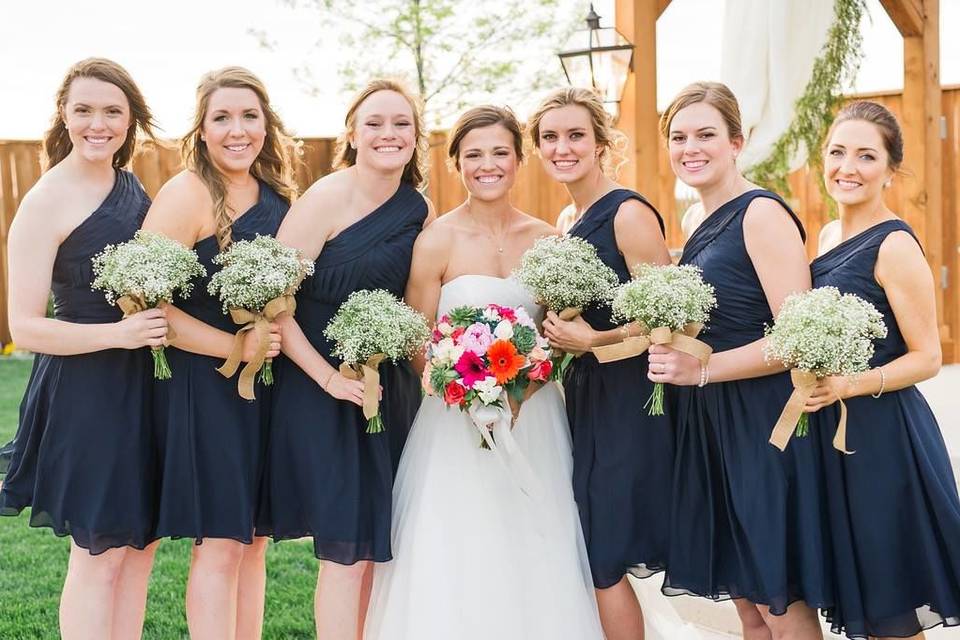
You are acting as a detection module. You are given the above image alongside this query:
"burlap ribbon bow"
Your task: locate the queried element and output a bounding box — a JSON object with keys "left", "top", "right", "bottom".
{"left": 217, "top": 295, "right": 296, "bottom": 400}
{"left": 592, "top": 322, "right": 712, "bottom": 365}
{"left": 769, "top": 369, "right": 852, "bottom": 454}
{"left": 338, "top": 353, "right": 386, "bottom": 433}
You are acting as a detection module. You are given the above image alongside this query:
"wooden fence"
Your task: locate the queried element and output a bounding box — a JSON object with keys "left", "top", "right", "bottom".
{"left": 2, "top": 86, "right": 958, "bottom": 359}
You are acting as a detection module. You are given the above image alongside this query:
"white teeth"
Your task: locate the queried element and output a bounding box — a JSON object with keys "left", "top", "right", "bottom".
{"left": 376, "top": 146, "right": 401, "bottom": 153}
{"left": 477, "top": 175, "right": 501, "bottom": 183}
{"left": 837, "top": 179, "right": 860, "bottom": 189}
{"left": 86, "top": 137, "right": 109, "bottom": 143}
{"left": 226, "top": 144, "right": 249, "bottom": 152}
{"left": 684, "top": 160, "right": 707, "bottom": 169}
{"left": 554, "top": 160, "right": 577, "bottom": 168}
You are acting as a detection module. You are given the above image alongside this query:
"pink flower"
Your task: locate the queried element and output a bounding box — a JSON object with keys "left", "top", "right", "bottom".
{"left": 421, "top": 362, "right": 434, "bottom": 394}
{"left": 492, "top": 305, "right": 517, "bottom": 322}
{"left": 454, "top": 351, "right": 489, "bottom": 388}
{"left": 443, "top": 380, "right": 467, "bottom": 406}
{"left": 529, "top": 345, "right": 548, "bottom": 362}
{"left": 451, "top": 326, "right": 465, "bottom": 341}
{"left": 527, "top": 359, "right": 553, "bottom": 382}
{"left": 460, "top": 322, "right": 494, "bottom": 355}
{"left": 432, "top": 327, "right": 444, "bottom": 342}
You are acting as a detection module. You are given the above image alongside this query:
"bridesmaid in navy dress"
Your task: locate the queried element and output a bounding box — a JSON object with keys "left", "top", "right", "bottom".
{"left": 0, "top": 59, "right": 165, "bottom": 639}
{"left": 260, "top": 79, "right": 431, "bottom": 640}
{"left": 534, "top": 88, "right": 673, "bottom": 640}
{"left": 141, "top": 67, "right": 297, "bottom": 639}
{"left": 650, "top": 82, "right": 831, "bottom": 639}
{"left": 806, "top": 101, "right": 960, "bottom": 639}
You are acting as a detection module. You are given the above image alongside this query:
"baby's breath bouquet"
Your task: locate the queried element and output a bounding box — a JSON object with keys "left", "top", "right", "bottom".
{"left": 512, "top": 235, "right": 619, "bottom": 380}
{"left": 764, "top": 286, "right": 886, "bottom": 452}
{"left": 208, "top": 235, "right": 314, "bottom": 400}
{"left": 91, "top": 230, "right": 206, "bottom": 379}
{"left": 604, "top": 264, "right": 716, "bottom": 415}
{"left": 324, "top": 289, "right": 430, "bottom": 433}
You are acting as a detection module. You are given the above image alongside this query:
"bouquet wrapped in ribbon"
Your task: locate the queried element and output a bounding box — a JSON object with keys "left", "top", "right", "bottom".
{"left": 423, "top": 304, "right": 553, "bottom": 448}
{"left": 324, "top": 289, "right": 430, "bottom": 433}
{"left": 595, "top": 263, "right": 716, "bottom": 415}
{"left": 91, "top": 230, "right": 206, "bottom": 379}
{"left": 512, "top": 235, "right": 619, "bottom": 380}
{"left": 764, "top": 286, "right": 886, "bottom": 453}
{"left": 208, "top": 235, "right": 314, "bottom": 400}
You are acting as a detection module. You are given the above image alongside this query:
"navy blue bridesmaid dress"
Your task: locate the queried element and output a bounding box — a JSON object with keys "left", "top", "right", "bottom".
{"left": 663, "top": 189, "right": 833, "bottom": 614}
{"left": 565, "top": 188, "right": 674, "bottom": 589}
{"left": 811, "top": 219, "right": 960, "bottom": 638}
{"left": 260, "top": 182, "right": 426, "bottom": 563}
{"left": 0, "top": 170, "right": 156, "bottom": 553}
{"left": 153, "top": 182, "right": 288, "bottom": 543}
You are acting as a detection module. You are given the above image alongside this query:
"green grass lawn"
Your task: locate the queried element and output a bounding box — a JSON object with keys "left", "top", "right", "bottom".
{"left": 0, "top": 357, "right": 319, "bottom": 639}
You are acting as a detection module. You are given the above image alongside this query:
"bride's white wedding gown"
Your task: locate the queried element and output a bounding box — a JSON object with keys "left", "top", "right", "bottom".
{"left": 364, "top": 275, "right": 605, "bottom": 639}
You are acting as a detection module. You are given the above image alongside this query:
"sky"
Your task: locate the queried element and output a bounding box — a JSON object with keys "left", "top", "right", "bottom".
{"left": 0, "top": 0, "right": 957, "bottom": 139}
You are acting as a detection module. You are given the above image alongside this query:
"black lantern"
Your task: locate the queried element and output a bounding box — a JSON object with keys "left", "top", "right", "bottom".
{"left": 557, "top": 4, "right": 635, "bottom": 118}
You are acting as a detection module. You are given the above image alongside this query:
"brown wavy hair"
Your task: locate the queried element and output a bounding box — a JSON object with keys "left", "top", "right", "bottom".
{"left": 528, "top": 87, "right": 627, "bottom": 177}
{"left": 659, "top": 81, "right": 744, "bottom": 142}
{"left": 181, "top": 66, "right": 299, "bottom": 249}
{"left": 447, "top": 105, "right": 524, "bottom": 171}
{"left": 42, "top": 58, "right": 157, "bottom": 171}
{"left": 332, "top": 78, "right": 427, "bottom": 188}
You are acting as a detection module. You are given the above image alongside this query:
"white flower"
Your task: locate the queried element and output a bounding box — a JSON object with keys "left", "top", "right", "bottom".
{"left": 324, "top": 289, "right": 431, "bottom": 365}
{"left": 432, "top": 338, "right": 464, "bottom": 365}
{"left": 513, "top": 306, "right": 536, "bottom": 329}
{"left": 482, "top": 307, "right": 501, "bottom": 322}
{"left": 472, "top": 376, "right": 503, "bottom": 405}
{"left": 437, "top": 321, "right": 454, "bottom": 336}
{"left": 611, "top": 264, "right": 716, "bottom": 331}
{"left": 493, "top": 319, "right": 514, "bottom": 340}
{"left": 512, "top": 236, "right": 619, "bottom": 312}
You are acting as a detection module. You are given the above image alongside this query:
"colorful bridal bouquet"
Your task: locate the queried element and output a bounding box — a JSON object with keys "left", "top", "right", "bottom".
{"left": 512, "top": 235, "right": 619, "bottom": 380}
{"left": 598, "top": 264, "right": 716, "bottom": 416}
{"left": 91, "top": 230, "right": 206, "bottom": 379}
{"left": 423, "top": 304, "right": 553, "bottom": 448}
{"left": 764, "top": 286, "right": 887, "bottom": 453}
{"left": 208, "top": 235, "right": 314, "bottom": 400}
{"left": 324, "top": 289, "right": 430, "bottom": 433}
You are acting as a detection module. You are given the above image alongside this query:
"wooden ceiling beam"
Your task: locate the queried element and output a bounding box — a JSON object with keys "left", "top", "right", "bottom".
{"left": 658, "top": 0, "right": 672, "bottom": 18}
{"left": 879, "top": 0, "right": 924, "bottom": 36}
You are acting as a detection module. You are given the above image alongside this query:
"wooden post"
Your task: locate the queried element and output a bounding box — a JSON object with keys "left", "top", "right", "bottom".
{"left": 615, "top": 0, "right": 667, "bottom": 208}
{"left": 884, "top": 0, "right": 946, "bottom": 357}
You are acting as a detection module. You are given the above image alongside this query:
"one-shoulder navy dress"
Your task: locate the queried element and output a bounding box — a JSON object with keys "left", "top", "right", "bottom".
{"left": 260, "top": 182, "right": 426, "bottom": 563}
{"left": 662, "top": 189, "right": 833, "bottom": 614}
{"left": 153, "top": 182, "right": 288, "bottom": 543}
{"left": 0, "top": 170, "right": 156, "bottom": 553}
{"left": 811, "top": 219, "right": 960, "bottom": 638}
{"left": 565, "top": 188, "right": 674, "bottom": 589}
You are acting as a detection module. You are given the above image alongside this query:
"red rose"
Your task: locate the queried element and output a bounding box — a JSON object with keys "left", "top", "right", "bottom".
{"left": 450, "top": 326, "right": 465, "bottom": 341}
{"left": 444, "top": 381, "right": 467, "bottom": 406}
{"left": 527, "top": 359, "right": 553, "bottom": 382}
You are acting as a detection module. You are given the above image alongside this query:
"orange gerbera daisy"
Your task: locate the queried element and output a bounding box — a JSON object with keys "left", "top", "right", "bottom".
{"left": 487, "top": 339, "right": 526, "bottom": 384}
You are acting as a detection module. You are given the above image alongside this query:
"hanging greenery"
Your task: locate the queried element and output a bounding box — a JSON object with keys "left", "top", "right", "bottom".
{"left": 746, "top": 0, "right": 867, "bottom": 201}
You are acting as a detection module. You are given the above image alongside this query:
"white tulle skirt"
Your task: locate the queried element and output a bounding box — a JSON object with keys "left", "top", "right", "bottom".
{"left": 364, "top": 383, "right": 604, "bottom": 640}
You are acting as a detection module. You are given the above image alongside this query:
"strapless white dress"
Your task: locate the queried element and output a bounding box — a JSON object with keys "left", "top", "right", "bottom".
{"left": 364, "top": 275, "right": 604, "bottom": 639}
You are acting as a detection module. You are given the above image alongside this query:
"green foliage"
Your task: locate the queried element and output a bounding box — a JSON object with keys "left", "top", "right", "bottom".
{"left": 746, "top": 0, "right": 867, "bottom": 204}
{"left": 267, "top": 0, "right": 587, "bottom": 124}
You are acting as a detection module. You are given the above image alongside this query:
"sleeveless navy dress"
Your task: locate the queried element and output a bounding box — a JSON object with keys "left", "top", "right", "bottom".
{"left": 260, "top": 182, "right": 426, "bottom": 563}
{"left": 0, "top": 170, "right": 156, "bottom": 553}
{"left": 662, "top": 190, "right": 833, "bottom": 614}
{"left": 153, "top": 182, "right": 288, "bottom": 543}
{"left": 565, "top": 188, "right": 673, "bottom": 589}
{"left": 811, "top": 219, "right": 960, "bottom": 638}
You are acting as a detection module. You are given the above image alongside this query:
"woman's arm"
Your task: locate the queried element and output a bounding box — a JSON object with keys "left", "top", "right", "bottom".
{"left": 403, "top": 225, "right": 449, "bottom": 375}
{"left": 141, "top": 172, "right": 280, "bottom": 362}
{"left": 544, "top": 199, "right": 671, "bottom": 352}
{"left": 649, "top": 196, "right": 811, "bottom": 385}
{"left": 8, "top": 189, "right": 167, "bottom": 355}
{"left": 806, "top": 230, "right": 940, "bottom": 410}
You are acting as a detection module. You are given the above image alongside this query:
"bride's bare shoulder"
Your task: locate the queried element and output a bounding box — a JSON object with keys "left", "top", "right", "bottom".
{"left": 516, "top": 210, "right": 561, "bottom": 239}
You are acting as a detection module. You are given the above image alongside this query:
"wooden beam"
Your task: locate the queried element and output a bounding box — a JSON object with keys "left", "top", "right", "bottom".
{"left": 879, "top": 0, "right": 924, "bottom": 36}
{"left": 658, "top": 0, "right": 672, "bottom": 18}
{"left": 615, "top": 0, "right": 660, "bottom": 208}
{"left": 899, "top": 0, "right": 946, "bottom": 353}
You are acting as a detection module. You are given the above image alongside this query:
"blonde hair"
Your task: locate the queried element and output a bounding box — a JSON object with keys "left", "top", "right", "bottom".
{"left": 659, "top": 81, "right": 744, "bottom": 141}
{"left": 43, "top": 58, "right": 158, "bottom": 171}
{"left": 528, "top": 87, "right": 626, "bottom": 176}
{"left": 447, "top": 105, "right": 524, "bottom": 171}
{"left": 181, "top": 66, "right": 299, "bottom": 249}
{"left": 332, "top": 78, "right": 427, "bottom": 188}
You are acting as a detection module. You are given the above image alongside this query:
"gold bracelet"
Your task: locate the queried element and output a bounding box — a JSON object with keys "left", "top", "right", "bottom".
{"left": 320, "top": 371, "right": 335, "bottom": 391}
{"left": 871, "top": 367, "right": 885, "bottom": 398}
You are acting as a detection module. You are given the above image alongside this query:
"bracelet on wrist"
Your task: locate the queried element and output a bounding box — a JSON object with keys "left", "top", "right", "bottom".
{"left": 871, "top": 367, "right": 885, "bottom": 398}
{"left": 698, "top": 362, "right": 710, "bottom": 387}
{"left": 320, "top": 371, "right": 335, "bottom": 391}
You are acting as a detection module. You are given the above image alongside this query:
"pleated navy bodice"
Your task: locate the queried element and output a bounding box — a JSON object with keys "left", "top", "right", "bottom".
{"left": 811, "top": 219, "right": 913, "bottom": 366}
{"left": 54, "top": 170, "right": 151, "bottom": 323}
{"left": 177, "top": 182, "right": 289, "bottom": 332}
{"left": 296, "top": 182, "right": 427, "bottom": 360}
{"left": 568, "top": 188, "right": 664, "bottom": 332}
{"left": 679, "top": 189, "right": 805, "bottom": 352}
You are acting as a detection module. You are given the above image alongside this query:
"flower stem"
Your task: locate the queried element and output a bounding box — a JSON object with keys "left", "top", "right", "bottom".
{"left": 259, "top": 359, "right": 274, "bottom": 386}
{"left": 366, "top": 414, "right": 384, "bottom": 434}
{"left": 152, "top": 346, "right": 172, "bottom": 380}
{"left": 795, "top": 413, "right": 809, "bottom": 438}
{"left": 644, "top": 382, "right": 665, "bottom": 416}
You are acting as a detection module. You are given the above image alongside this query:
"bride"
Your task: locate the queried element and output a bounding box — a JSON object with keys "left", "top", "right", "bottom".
{"left": 363, "top": 105, "right": 605, "bottom": 639}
